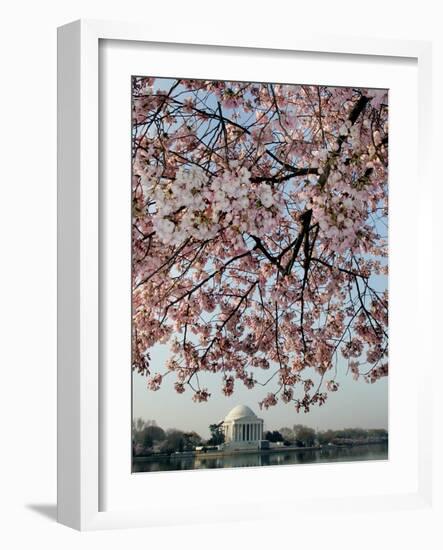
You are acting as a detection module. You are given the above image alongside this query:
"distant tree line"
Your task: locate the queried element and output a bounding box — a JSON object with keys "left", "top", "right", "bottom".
{"left": 264, "top": 424, "right": 317, "bottom": 447}
{"left": 317, "top": 427, "right": 388, "bottom": 445}
{"left": 132, "top": 418, "right": 203, "bottom": 456}
{"left": 265, "top": 425, "right": 387, "bottom": 448}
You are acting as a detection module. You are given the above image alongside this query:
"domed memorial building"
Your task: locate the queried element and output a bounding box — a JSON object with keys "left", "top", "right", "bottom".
{"left": 222, "top": 405, "right": 264, "bottom": 450}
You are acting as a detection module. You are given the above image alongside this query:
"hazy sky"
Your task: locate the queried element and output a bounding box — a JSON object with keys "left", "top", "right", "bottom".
{"left": 133, "top": 344, "right": 388, "bottom": 439}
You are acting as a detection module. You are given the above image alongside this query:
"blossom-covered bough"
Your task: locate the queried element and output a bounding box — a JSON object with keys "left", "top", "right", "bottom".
{"left": 131, "top": 77, "right": 388, "bottom": 413}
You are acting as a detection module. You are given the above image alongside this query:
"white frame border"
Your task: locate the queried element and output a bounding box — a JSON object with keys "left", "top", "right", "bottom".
{"left": 57, "top": 19, "right": 433, "bottom": 531}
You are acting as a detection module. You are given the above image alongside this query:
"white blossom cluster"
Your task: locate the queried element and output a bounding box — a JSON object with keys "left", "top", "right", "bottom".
{"left": 151, "top": 166, "right": 280, "bottom": 245}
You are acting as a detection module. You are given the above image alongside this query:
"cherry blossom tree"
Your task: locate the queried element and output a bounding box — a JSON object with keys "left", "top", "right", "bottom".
{"left": 131, "top": 77, "right": 388, "bottom": 413}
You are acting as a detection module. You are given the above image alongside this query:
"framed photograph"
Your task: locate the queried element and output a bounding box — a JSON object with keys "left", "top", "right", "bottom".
{"left": 57, "top": 19, "right": 433, "bottom": 530}
{"left": 130, "top": 75, "right": 391, "bottom": 472}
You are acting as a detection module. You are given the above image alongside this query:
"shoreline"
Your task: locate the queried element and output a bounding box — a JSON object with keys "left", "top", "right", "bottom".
{"left": 133, "top": 441, "right": 387, "bottom": 462}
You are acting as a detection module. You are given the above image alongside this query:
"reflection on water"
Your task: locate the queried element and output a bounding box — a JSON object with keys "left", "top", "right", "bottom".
{"left": 132, "top": 443, "right": 388, "bottom": 473}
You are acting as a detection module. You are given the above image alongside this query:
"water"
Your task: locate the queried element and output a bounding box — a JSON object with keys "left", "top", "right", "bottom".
{"left": 132, "top": 443, "right": 388, "bottom": 473}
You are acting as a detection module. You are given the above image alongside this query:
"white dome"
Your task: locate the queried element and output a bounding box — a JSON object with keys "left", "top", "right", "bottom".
{"left": 225, "top": 404, "right": 257, "bottom": 421}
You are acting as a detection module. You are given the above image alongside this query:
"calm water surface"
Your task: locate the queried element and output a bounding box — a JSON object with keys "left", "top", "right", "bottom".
{"left": 133, "top": 443, "right": 388, "bottom": 473}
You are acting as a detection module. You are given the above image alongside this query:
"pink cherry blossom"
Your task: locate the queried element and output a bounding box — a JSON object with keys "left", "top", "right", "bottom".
{"left": 131, "top": 77, "right": 389, "bottom": 412}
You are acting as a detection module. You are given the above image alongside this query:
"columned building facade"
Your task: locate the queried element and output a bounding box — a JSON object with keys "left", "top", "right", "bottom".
{"left": 222, "top": 405, "right": 264, "bottom": 450}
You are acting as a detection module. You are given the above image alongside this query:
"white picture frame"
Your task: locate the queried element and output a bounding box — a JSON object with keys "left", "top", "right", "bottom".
{"left": 57, "top": 19, "right": 433, "bottom": 531}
